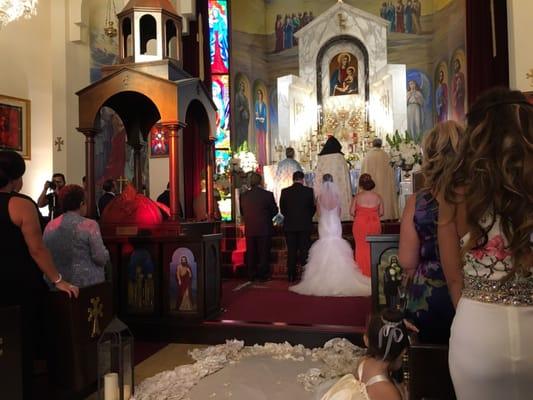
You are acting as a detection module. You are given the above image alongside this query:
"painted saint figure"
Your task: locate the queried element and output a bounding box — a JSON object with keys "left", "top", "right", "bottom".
{"left": 396, "top": 0, "right": 405, "bottom": 33}
{"left": 451, "top": 58, "right": 466, "bottom": 121}
{"left": 254, "top": 89, "right": 267, "bottom": 166}
{"left": 406, "top": 80, "right": 425, "bottom": 142}
{"left": 283, "top": 15, "right": 294, "bottom": 50}
{"left": 435, "top": 69, "right": 448, "bottom": 122}
{"left": 234, "top": 80, "right": 250, "bottom": 150}
{"left": 330, "top": 53, "right": 358, "bottom": 96}
{"left": 275, "top": 14, "right": 283, "bottom": 52}
{"left": 176, "top": 255, "right": 193, "bottom": 311}
{"left": 412, "top": 0, "right": 422, "bottom": 34}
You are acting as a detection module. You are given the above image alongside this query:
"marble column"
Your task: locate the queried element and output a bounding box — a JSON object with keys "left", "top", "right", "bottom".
{"left": 77, "top": 127, "right": 99, "bottom": 218}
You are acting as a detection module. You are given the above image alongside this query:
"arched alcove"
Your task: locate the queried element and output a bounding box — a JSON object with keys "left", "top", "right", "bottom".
{"left": 140, "top": 14, "right": 157, "bottom": 55}
{"left": 182, "top": 100, "right": 211, "bottom": 219}
{"left": 122, "top": 17, "right": 133, "bottom": 60}
{"left": 165, "top": 19, "right": 178, "bottom": 59}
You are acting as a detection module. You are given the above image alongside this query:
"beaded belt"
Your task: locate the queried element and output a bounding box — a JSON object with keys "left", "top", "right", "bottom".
{"left": 462, "top": 275, "right": 533, "bottom": 306}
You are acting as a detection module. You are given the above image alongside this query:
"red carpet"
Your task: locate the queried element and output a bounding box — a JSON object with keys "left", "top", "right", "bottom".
{"left": 214, "top": 279, "right": 371, "bottom": 327}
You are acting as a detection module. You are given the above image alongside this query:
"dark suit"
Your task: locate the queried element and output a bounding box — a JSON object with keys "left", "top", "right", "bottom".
{"left": 280, "top": 182, "right": 315, "bottom": 281}
{"left": 98, "top": 192, "right": 115, "bottom": 217}
{"left": 240, "top": 186, "right": 278, "bottom": 280}
{"left": 156, "top": 189, "right": 184, "bottom": 219}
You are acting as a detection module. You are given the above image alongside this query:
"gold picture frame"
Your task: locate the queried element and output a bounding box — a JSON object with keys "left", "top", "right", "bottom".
{"left": 0, "top": 95, "right": 31, "bottom": 159}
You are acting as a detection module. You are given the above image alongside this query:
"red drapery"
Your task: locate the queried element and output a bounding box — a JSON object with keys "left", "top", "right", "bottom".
{"left": 182, "top": 121, "right": 206, "bottom": 218}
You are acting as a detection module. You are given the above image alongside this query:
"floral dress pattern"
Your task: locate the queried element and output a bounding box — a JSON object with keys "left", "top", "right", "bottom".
{"left": 405, "top": 191, "right": 455, "bottom": 344}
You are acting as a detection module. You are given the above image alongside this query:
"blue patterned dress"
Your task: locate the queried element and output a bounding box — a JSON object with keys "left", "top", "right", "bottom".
{"left": 405, "top": 190, "right": 455, "bottom": 344}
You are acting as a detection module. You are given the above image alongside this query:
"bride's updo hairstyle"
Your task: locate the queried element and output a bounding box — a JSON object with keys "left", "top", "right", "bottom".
{"left": 366, "top": 308, "right": 409, "bottom": 362}
{"left": 443, "top": 87, "right": 533, "bottom": 273}
{"left": 322, "top": 173, "right": 334, "bottom": 183}
{"left": 358, "top": 173, "right": 375, "bottom": 191}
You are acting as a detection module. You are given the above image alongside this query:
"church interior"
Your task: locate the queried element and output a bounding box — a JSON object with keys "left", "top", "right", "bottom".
{"left": 0, "top": 0, "right": 532, "bottom": 399}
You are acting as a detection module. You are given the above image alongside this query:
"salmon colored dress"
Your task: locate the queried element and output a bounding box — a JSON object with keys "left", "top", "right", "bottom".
{"left": 353, "top": 204, "right": 382, "bottom": 276}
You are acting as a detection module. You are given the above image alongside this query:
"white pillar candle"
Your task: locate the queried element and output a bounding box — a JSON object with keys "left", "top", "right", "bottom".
{"left": 123, "top": 384, "right": 132, "bottom": 400}
{"left": 104, "top": 373, "right": 119, "bottom": 400}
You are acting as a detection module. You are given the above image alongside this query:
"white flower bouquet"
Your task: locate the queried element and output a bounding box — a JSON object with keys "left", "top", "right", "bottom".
{"left": 386, "top": 130, "right": 422, "bottom": 171}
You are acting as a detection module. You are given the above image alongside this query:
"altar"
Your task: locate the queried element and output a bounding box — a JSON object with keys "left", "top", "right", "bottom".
{"left": 275, "top": 1, "right": 407, "bottom": 169}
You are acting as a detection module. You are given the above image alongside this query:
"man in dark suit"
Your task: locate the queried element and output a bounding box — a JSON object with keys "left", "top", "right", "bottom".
{"left": 240, "top": 172, "right": 278, "bottom": 282}
{"left": 98, "top": 179, "right": 116, "bottom": 217}
{"left": 156, "top": 182, "right": 184, "bottom": 219}
{"left": 280, "top": 171, "right": 315, "bottom": 282}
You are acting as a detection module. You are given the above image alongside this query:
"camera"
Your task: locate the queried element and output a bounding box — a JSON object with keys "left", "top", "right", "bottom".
{"left": 47, "top": 180, "right": 57, "bottom": 190}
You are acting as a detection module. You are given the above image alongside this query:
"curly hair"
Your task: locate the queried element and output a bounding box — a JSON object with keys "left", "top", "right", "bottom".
{"left": 444, "top": 87, "right": 533, "bottom": 274}
{"left": 421, "top": 120, "right": 464, "bottom": 194}
{"left": 358, "top": 173, "right": 375, "bottom": 191}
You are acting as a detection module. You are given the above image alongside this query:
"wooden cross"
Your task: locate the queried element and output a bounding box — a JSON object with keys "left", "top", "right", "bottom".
{"left": 54, "top": 136, "right": 64, "bottom": 152}
{"left": 526, "top": 68, "right": 533, "bottom": 87}
{"left": 337, "top": 12, "right": 347, "bottom": 30}
{"left": 87, "top": 297, "right": 104, "bottom": 338}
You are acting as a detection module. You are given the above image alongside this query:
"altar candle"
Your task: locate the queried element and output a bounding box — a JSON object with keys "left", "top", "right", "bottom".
{"left": 123, "top": 384, "right": 132, "bottom": 400}
{"left": 104, "top": 373, "right": 119, "bottom": 400}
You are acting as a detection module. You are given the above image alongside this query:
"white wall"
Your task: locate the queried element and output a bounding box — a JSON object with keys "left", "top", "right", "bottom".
{"left": 0, "top": 1, "right": 54, "bottom": 201}
{"left": 507, "top": 0, "right": 533, "bottom": 91}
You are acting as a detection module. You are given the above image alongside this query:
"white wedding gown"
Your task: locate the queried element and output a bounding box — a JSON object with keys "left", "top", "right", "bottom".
{"left": 290, "top": 182, "right": 371, "bottom": 297}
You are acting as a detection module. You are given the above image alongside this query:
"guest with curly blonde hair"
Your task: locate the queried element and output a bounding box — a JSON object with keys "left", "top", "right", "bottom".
{"left": 399, "top": 120, "right": 464, "bottom": 343}
{"left": 438, "top": 87, "right": 533, "bottom": 399}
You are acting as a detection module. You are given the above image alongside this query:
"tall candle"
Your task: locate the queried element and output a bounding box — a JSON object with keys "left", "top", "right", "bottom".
{"left": 123, "top": 384, "right": 132, "bottom": 400}
{"left": 104, "top": 373, "right": 119, "bottom": 400}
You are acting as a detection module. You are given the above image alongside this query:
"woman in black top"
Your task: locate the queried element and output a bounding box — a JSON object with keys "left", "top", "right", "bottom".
{"left": 0, "top": 151, "right": 78, "bottom": 399}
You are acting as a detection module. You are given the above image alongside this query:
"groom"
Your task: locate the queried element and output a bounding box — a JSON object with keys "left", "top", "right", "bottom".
{"left": 280, "top": 171, "right": 316, "bottom": 282}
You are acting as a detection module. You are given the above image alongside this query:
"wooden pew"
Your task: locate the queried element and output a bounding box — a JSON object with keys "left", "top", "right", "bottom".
{"left": 406, "top": 341, "right": 456, "bottom": 400}
{"left": 46, "top": 282, "right": 113, "bottom": 395}
{"left": 0, "top": 305, "right": 23, "bottom": 400}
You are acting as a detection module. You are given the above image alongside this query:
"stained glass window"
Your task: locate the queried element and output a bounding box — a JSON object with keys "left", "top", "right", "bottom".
{"left": 208, "top": 0, "right": 229, "bottom": 74}
{"left": 212, "top": 75, "right": 230, "bottom": 148}
{"left": 209, "top": 0, "right": 231, "bottom": 220}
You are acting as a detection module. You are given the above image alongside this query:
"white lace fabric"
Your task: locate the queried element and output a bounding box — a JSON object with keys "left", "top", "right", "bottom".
{"left": 132, "top": 338, "right": 366, "bottom": 400}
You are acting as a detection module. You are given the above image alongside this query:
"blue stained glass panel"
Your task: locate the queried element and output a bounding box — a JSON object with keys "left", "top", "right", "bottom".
{"left": 212, "top": 75, "right": 230, "bottom": 148}
{"left": 208, "top": 0, "right": 229, "bottom": 74}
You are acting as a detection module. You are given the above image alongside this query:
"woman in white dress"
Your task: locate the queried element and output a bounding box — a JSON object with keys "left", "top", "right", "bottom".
{"left": 438, "top": 87, "right": 533, "bottom": 399}
{"left": 290, "top": 174, "right": 371, "bottom": 297}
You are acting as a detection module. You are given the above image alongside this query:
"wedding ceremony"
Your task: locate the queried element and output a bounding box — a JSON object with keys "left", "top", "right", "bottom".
{"left": 0, "top": 0, "right": 532, "bottom": 399}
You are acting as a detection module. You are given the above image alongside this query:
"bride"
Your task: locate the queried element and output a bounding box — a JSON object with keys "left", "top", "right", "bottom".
{"left": 290, "top": 174, "right": 371, "bottom": 297}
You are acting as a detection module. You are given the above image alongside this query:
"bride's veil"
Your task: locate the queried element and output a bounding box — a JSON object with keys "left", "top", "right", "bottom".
{"left": 317, "top": 178, "right": 340, "bottom": 211}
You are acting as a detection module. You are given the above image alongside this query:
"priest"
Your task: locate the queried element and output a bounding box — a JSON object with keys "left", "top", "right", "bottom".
{"left": 360, "top": 138, "right": 399, "bottom": 220}
{"left": 314, "top": 136, "right": 353, "bottom": 221}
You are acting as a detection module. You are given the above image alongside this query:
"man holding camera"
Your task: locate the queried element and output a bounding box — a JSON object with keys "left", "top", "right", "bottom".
{"left": 37, "top": 173, "right": 66, "bottom": 220}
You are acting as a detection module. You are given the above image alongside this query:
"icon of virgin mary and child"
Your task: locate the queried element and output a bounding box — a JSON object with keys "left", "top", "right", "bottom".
{"left": 330, "top": 52, "right": 358, "bottom": 96}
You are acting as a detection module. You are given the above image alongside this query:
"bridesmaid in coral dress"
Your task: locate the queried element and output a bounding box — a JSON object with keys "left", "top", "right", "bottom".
{"left": 351, "top": 174, "right": 383, "bottom": 277}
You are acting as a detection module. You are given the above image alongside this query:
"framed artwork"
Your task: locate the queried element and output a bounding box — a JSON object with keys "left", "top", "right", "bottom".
{"left": 149, "top": 125, "right": 169, "bottom": 158}
{"left": 168, "top": 247, "right": 198, "bottom": 313}
{"left": 0, "top": 95, "right": 30, "bottom": 159}
{"left": 329, "top": 52, "right": 358, "bottom": 96}
{"left": 524, "top": 91, "right": 533, "bottom": 105}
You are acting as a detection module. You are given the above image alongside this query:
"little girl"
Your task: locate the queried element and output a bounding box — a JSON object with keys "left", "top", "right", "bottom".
{"left": 321, "top": 309, "right": 410, "bottom": 400}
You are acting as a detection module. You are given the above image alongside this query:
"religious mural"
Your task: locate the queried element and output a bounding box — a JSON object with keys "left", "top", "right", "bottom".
{"left": 88, "top": 0, "right": 118, "bottom": 83}
{"left": 434, "top": 61, "right": 449, "bottom": 123}
{"left": 127, "top": 248, "right": 155, "bottom": 313}
{"left": 169, "top": 247, "right": 198, "bottom": 312}
{"left": 150, "top": 125, "right": 169, "bottom": 157}
{"left": 329, "top": 52, "right": 359, "bottom": 96}
{"left": 253, "top": 81, "right": 269, "bottom": 166}
{"left": 450, "top": 48, "right": 467, "bottom": 122}
{"left": 233, "top": 73, "right": 252, "bottom": 152}
{"left": 406, "top": 69, "right": 432, "bottom": 143}
{"left": 231, "top": 0, "right": 466, "bottom": 163}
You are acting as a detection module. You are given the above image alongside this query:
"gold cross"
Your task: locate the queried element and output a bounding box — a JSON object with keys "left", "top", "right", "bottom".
{"left": 116, "top": 176, "right": 129, "bottom": 193}
{"left": 526, "top": 68, "right": 533, "bottom": 87}
{"left": 54, "top": 136, "right": 64, "bottom": 152}
{"left": 87, "top": 297, "right": 104, "bottom": 338}
{"left": 337, "top": 13, "right": 347, "bottom": 30}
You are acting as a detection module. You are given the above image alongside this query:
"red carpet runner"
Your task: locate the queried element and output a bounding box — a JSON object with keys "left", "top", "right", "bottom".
{"left": 214, "top": 279, "right": 371, "bottom": 328}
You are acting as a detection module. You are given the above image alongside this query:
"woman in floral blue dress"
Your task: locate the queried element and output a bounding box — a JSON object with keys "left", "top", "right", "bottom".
{"left": 399, "top": 121, "right": 463, "bottom": 343}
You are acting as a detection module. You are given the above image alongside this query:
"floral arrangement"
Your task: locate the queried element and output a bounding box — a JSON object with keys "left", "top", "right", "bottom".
{"left": 229, "top": 141, "right": 258, "bottom": 174}
{"left": 386, "top": 130, "right": 422, "bottom": 170}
